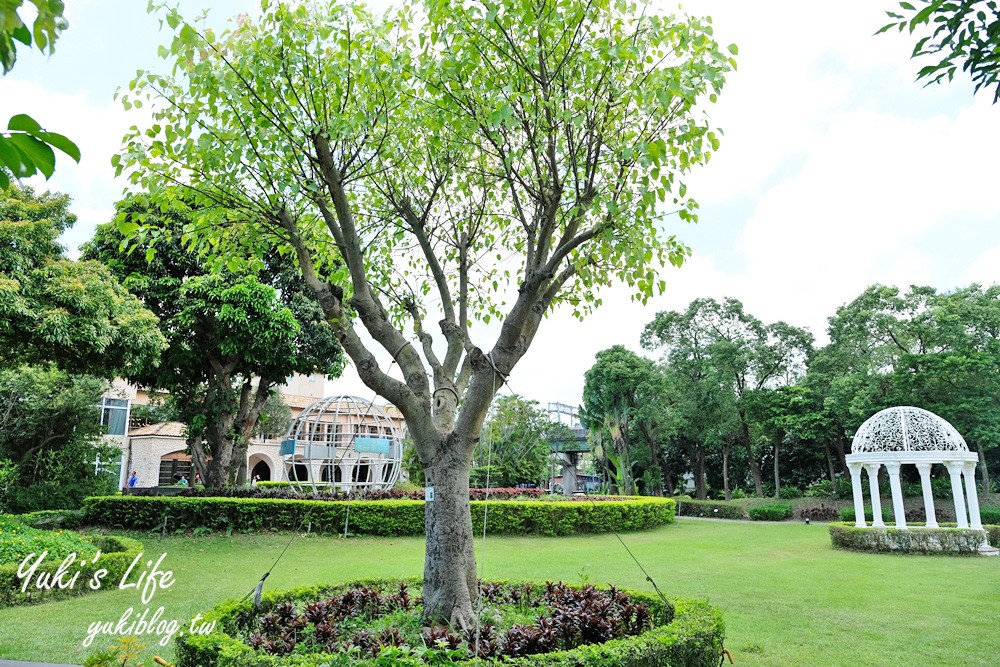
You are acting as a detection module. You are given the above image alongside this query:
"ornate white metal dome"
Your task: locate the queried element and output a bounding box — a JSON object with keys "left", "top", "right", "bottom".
{"left": 851, "top": 406, "right": 968, "bottom": 454}
{"left": 281, "top": 395, "right": 403, "bottom": 490}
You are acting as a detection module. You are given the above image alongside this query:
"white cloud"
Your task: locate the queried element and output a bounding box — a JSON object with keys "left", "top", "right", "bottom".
{"left": 0, "top": 79, "right": 145, "bottom": 251}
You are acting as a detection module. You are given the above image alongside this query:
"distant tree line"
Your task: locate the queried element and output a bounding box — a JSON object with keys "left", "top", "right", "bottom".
{"left": 582, "top": 287, "right": 1000, "bottom": 499}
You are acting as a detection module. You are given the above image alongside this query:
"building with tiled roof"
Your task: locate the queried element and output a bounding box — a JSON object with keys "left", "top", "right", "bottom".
{"left": 103, "top": 374, "right": 405, "bottom": 488}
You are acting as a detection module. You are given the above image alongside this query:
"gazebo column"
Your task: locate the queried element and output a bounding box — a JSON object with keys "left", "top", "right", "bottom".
{"left": 847, "top": 462, "right": 866, "bottom": 527}
{"left": 963, "top": 460, "right": 983, "bottom": 530}
{"left": 914, "top": 463, "right": 938, "bottom": 528}
{"left": 884, "top": 462, "right": 907, "bottom": 528}
{"left": 864, "top": 463, "right": 885, "bottom": 528}
{"left": 944, "top": 461, "right": 969, "bottom": 529}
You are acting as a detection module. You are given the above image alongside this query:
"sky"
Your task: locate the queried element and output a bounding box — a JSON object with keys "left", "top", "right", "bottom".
{"left": 2, "top": 0, "right": 999, "bottom": 412}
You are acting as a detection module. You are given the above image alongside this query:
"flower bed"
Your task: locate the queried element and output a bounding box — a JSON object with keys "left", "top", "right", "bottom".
{"left": 0, "top": 514, "right": 144, "bottom": 607}
{"left": 82, "top": 496, "right": 676, "bottom": 537}
{"left": 828, "top": 522, "right": 994, "bottom": 555}
{"left": 176, "top": 579, "right": 725, "bottom": 667}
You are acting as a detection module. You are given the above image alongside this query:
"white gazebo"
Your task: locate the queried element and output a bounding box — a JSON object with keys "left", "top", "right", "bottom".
{"left": 846, "top": 406, "right": 982, "bottom": 530}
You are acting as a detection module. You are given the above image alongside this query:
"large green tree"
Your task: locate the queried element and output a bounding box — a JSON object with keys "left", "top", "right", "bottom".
{"left": 471, "top": 395, "right": 550, "bottom": 488}
{"left": 581, "top": 345, "right": 670, "bottom": 495}
{"left": 821, "top": 283, "right": 1000, "bottom": 492}
{"left": 642, "top": 298, "right": 813, "bottom": 497}
{"left": 0, "top": 183, "right": 164, "bottom": 375}
{"left": 117, "top": 0, "right": 734, "bottom": 625}
{"left": 0, "top": 365, "right": 118, "bottom": 513}
{"left": 880, "top": 0, "right": 1000, "bottom": 102}
{"left": 84, "top": 197, "right": 344, "bottom": 488}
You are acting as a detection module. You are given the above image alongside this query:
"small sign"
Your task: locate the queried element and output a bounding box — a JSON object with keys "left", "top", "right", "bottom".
{"left": 425, "top": 486, "right": 435, "bottom": 502}
{"left": 354, "top": 437, "right": 392, "bottom": 454}
{"left": 279, "top": 438, "right": 297, "bottom": 456}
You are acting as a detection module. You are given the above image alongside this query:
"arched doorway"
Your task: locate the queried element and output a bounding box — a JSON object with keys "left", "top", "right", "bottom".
{"left": 287, "top": 462, "right": 310, "bottom": 482}
{"left": 159, "top": 450, "right": 192, "bottom": 486}
{"left": 251, "top": 460, "right": 272, "bottom": 482}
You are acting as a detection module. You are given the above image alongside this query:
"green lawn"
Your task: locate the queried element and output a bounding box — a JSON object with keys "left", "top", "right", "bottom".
{"left": 0, "top": 519, "right": 997, "bottom": 666}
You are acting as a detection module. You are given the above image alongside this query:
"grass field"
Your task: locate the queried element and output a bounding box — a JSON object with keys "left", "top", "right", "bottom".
{"left": 0, "top": 518, "right": 997, "bottom": 666}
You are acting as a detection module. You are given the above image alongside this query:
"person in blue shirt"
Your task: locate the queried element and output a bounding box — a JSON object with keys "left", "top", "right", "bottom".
{"left": 127, "top": 471, "right": 138, "bottom": 489}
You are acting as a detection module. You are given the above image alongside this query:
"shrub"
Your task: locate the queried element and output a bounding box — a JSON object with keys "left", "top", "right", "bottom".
{"left": 16, "top": 509, "right": 85, "bottom": 530}
{"left": 901, "top": 481, "right": 923, "bottom": 498}
{"left": 979, "top": 507, "right": 1000, "bottom": 525}
{"left": 829, "top": 522, "right": 989, "bottom": 555}
{"left": 729, "top": 488, "right": 747, "bottom": 500}
{"left": 747, "top": 504, "right": 792, "bottom": 521}
{"left": 0, "top": 514, "right": 97, "bottom": 565}
{"left": 175, "top": 579, "right": 725, "bottom": 667}
{"left": 82, "top": 496, "right": 675, "bottom": 537}
{"left": 675, "top": 500, "right": 747, "bottom": 520}
{"left": 777, "top": 487, "right": 803, "bottom": 500}
{"left": 0, "top": 525, "right": 144, "bottom": 608}
{"left": 803, "top": 480, "right": 833, "bottom": 498}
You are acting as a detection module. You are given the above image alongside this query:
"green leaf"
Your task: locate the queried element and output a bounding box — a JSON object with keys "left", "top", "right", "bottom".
{"left": 36, "top": 131, "right": 80, "bottom": 162}
{"left": 8, "top": 134, "right": 55, "bottom": 179}
{"left": 7, "top": 114, "right": 42, "bottom": 133}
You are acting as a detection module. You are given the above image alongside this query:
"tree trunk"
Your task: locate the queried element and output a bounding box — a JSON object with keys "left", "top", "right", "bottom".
{"left": 694, "top": 445, "right": 706, "bottom": 500}
{"left": 722, "top": 443, "right": 731, "bottom": 500}
{"left": 833, "top": 434, "right": 848, "bottom": 474}
{"left": 824, "top": 442, "right": 837, "bottom": 488}
{"left": 978, "top": 449, "right": 990, "bottom": 498}
{"left": 188, "top": 435, "right": 208, "bottom": 485}
{"left": 228, "top": 380, "right": 274, "bottom": 485}
{"left": 422, "top": 437, "right": 478, "bottom": 629}
{"left": 737, "top": 407, "right": 764, "bottom": 496}
{"left": 773, "top": 442, "right": 780, "bottom": 498}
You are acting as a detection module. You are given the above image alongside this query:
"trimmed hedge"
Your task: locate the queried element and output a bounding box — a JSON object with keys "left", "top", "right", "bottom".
{"left": 828, "top": 522, "right": 991, "bottom": 555}
{"left": 82, "top": 496, "right": 675, "bottom": 537}
{"left": 199, "top": 485, "right": 546, "bottom": 501}
{"left": 675, "top": 499, "right": 747, "bottom": 520}
{"left": 175, "top": 579, "right": 725, "bottom": 667}
{"left": 979, "top": 506, "right": 1000, "bottom": 524}
{"left": 747, "top": 504, "right": 792, "bottom": 521}
{"left": 1, "top": 533, "right": 144, "bottom": 607}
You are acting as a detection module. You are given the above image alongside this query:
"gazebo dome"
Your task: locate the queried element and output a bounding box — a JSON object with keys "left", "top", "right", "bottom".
{"left": 851, "top": 406, "right": 968, "bottom": 454}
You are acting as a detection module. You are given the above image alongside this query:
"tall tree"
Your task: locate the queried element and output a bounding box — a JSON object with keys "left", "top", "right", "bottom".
{"left": 642, "top": 298, "right": 813, "bottom": 497}
{"left": 0, "top": 365, "right": 118, "bottom": 513}
{"left": 581, "top": 345, "right": 669, "bottom": 495}
{"left": 471, "top": 395, "right": 550, "bottom": 488}
{"left": 117, "top": 0, "right": 735, "bottom": 625}
{"left": 83, "top": 197, "right": 345, "bottom": 487}
{"left": 880, "top": 0, "right": 1000, "bottom": 102}
{"left": 821, "top": 283, "right": 1000, "bottom": 492}
{"left": 0, "top": 183, "right": 164, "bottom": 376}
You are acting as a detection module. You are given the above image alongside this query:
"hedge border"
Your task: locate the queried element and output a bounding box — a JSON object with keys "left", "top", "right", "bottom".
{"left": 82, "top": 496, "right": 676, "bottom": 537}
{"left": 828, "top": 522, "right": 998, "bottom": 555}
{"left": 175, "top": 579, "right": 725, "bottom": 667}
{"left": 1, "top": 533, "right": 144, "bottom": 608}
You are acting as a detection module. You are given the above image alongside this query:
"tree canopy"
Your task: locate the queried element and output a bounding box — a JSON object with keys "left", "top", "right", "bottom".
{"left": 0, "top": 183, "right": 165, "bottom": 376}
{"left": 84, "top": 195, "right": 345, "bottom": 487}
{"left": 880, "top": 0, "right": 1000, "bottom": 102}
